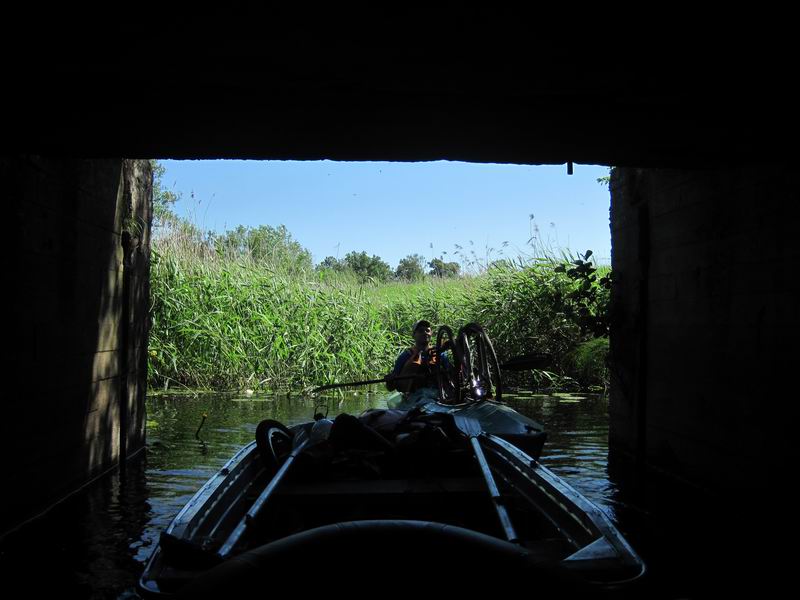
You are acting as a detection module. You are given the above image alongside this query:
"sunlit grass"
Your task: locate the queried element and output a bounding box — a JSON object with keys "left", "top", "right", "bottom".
{"left": 149, "top": 252, "right": 402, "bottom": 391}
{"left": 148, "top": 224, "right": 611, "bottom": 392}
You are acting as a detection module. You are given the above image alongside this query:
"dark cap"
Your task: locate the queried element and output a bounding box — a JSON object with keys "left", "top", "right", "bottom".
{"left": 412, "top": 319, "right": 432, "bottom": 333}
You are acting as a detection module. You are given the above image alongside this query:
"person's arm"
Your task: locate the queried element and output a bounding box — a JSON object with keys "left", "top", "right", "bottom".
{"left": 393, "top": 351, "right": 410, "bottom": 375}
{"left": 385, "top": 351, "right": 410, "bottom": 391}
{"left": 396, "top": 349, "right": 424, "bottom": 393}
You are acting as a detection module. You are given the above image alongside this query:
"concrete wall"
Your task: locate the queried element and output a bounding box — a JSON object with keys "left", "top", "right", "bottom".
{"left": 609, "top": 165, "right": 799, "bottom": 492}
{"left": 3, "top": 157, "right": 151, "bottom": 535}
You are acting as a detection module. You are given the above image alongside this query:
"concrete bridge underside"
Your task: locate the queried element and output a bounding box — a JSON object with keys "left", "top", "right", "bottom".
{"left": 3, "top": 25, "right": 798, "bottom": 585}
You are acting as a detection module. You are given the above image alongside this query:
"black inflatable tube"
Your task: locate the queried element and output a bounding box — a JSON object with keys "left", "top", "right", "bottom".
{"left": 178, "top": 520, "right": 597, "bottom": 598}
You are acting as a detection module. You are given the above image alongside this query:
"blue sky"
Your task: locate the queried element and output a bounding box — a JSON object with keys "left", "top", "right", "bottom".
{"left": 160, "top": 160, "right": 612, "bottom": 269}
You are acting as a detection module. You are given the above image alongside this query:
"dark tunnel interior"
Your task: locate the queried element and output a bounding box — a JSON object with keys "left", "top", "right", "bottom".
{"left": 3, "top": 16, "right": 799, "bottom": 597}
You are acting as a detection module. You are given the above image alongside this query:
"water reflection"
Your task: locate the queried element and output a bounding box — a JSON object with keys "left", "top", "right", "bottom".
{"left": 0, "top": 389, "right": 623, "bottom": 598}
{"left": 506, "top": 392, "right": 620, "bottom": 519}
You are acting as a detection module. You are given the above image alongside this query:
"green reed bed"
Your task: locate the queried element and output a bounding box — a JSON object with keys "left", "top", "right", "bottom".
{"left": 471, "top": 262, "right": 579, "bottom": 363}
{"left": 149, "top": 252, "right": 400, "bottom": 391}
{"left": 470, "top": 258, "right": 611, "bottom": 389}
{"left": 365, "top": 278, "right": 476, "bottom": 336}
{"left": 149, "top": 234, "right": 610, "bottom": 392}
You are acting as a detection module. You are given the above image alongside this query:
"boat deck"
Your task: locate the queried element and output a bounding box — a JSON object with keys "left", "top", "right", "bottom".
{"left": 140, "top": 409, "right": 645, "bottom": 597}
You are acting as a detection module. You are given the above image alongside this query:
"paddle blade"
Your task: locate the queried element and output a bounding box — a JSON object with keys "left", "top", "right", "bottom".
{"left": 454, "top": 413, "right": 482, "bottom": 438}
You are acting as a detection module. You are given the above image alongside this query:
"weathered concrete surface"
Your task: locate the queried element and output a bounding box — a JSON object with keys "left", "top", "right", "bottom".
{"left": 609, "top": 165, "right": 800, "bottom": 492}
{"left": 3, "top": 158, "right": 151, "bottom": 535}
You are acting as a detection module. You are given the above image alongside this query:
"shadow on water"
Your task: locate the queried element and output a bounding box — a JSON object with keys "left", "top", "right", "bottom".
{"left": 0, "top": 389, "right": 712, "bottom": 598}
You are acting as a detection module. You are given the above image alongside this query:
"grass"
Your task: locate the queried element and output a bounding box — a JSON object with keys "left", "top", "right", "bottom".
{"left": 565, "top": 337, "right": 610, "bottom": 392}
{"left": 149, "top": 253, "right": 401, "bottom": 391}
{"left": 148, "top": 224, "right": 611, "bottom": 392}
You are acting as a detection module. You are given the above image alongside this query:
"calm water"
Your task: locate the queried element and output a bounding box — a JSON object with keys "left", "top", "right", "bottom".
{"left": 0, "top": 390, "right": 649, "bottom": 598}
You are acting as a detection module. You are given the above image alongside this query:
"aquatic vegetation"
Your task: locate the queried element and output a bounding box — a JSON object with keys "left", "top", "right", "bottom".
{"left": 149, "top": 250, "right": 400, "bottom": 391}
{"left": 148, "top": 228, "right": 610, "bottom": 392}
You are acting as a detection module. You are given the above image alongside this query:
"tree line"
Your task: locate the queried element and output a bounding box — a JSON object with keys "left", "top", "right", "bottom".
{"left": 317, "top": 252, "right": 460, "bottom": 283}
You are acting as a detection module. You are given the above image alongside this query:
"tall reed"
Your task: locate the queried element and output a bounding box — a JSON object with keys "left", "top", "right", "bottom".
{"left": 149, "top": 251, "right": 402, "bottom": 390}
{"left": 149, "top": 221, "right": 610, "bottom": 391}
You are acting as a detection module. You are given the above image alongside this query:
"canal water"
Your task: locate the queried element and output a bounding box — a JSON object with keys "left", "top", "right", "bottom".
{"left": 0, "top": 389, "right": 682, "bottom": 598}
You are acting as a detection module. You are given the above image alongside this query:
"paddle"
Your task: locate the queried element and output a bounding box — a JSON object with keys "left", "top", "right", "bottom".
{"left": 314, "top": 353, "right": 548, "bottom": 393}
{"left": 312, "top": 374, "right": 423, "bottom": 394}
{"left": 453, "top": 413, "right": 519, "bottom": 544}
{"left": 499, "top": 352, "right": 552, "bottom": 371}
{"left": 218, "top": 437, "right": 310, "bottom": 558}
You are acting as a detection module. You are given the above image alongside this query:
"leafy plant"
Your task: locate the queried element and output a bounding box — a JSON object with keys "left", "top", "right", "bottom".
{"left": 151, "top": 159, "right": 181, "bottom": 223}
{"left": 553, "top": 250, "right": 611, "bottom": 337}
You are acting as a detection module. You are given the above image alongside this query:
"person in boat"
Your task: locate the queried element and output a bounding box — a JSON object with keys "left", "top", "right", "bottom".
{"left": 384, "top": 319, "right": 450, "bottom": 404}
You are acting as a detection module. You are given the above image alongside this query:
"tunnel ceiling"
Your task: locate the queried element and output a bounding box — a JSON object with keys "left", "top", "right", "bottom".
{"left": 5, "top": 17, "right": 796, "bottom": 168}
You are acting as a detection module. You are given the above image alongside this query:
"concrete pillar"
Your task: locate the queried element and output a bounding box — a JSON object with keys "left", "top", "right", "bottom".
{"left": 2, "top": 157, "right": 152, "bottom": 535}
{"left": 609, "top": 165, "right": 799, "bottom": 492}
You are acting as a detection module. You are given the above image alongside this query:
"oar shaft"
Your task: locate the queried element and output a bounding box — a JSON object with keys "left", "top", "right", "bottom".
{"left": 218, "top": 439, "right": 309, "bottom": 558}
{"left": 469, "top": 437, "right": 519, "bottom": 544}
{"left": 313, "top": 378, "right": 386, "bottom": 393}
{"left": 313, "top": 374, "right": 420, "bottom": 394}
{"left": 245, "top": 440, "right": 308, "bottom": 522}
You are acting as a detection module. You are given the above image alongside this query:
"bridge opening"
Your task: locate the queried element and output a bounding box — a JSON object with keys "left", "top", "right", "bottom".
{"left": 148, "top": 158, "right": 612, "bottom": 392}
